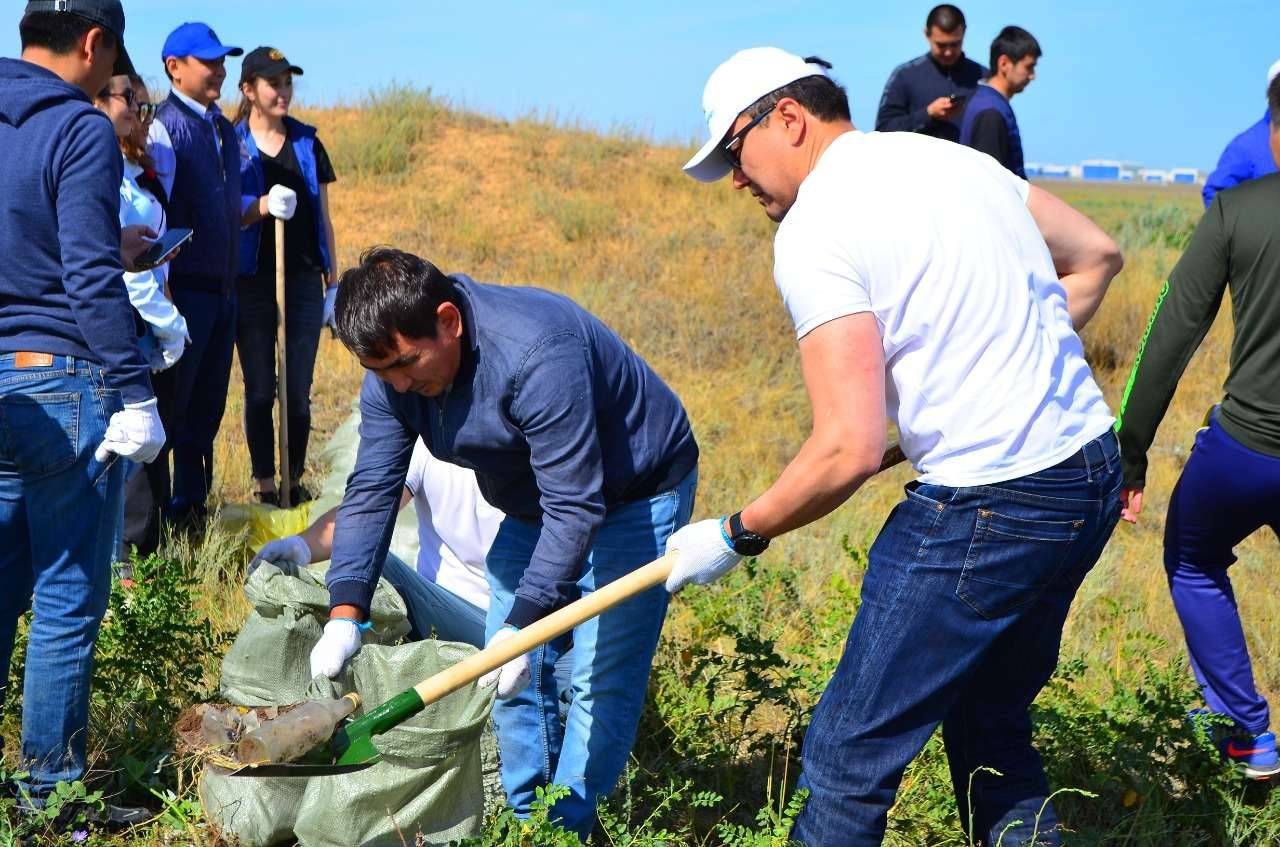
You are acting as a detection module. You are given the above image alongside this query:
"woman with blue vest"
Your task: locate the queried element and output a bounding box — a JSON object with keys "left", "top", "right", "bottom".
{"left": 235, "top": 46, "right": 338, "bottom": 506}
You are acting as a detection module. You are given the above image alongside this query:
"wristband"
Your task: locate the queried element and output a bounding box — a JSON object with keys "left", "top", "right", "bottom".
{"left": 718, "top": 515, "right": 734, "bottom": 549}
{"left": 331, "top": 615, "right": 372, "bottom": 632}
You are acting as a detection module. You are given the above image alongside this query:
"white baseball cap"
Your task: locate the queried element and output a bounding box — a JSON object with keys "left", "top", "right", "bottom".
{"left": 683, "top": 47, "right": 831, "bottom": 183}
{"left": 1269, "top": 58, "right": 1280, "bottom": 87}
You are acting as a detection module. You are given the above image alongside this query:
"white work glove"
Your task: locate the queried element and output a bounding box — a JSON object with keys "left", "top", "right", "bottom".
{"left": 478, "top": 627, "right": 532, "bottom": 699}
{"left": 309, "top": 618, "right": 364, "bottom": 679}
{"left": 664, "top": 518, "right": 743, "bottom": 593}
{"left": 247, "top": 534, "right": 312, "bottom": 577}
{"left": 94, "top": 398, "right": 166, "bottom": 464}
{"left": 323, "top": 286, "right": 338, "bottom": 329}
{"left": 266, "top": 185, "right": 297, "bottom": 220}
{"left": 157, "top": 332, "right": 186, "bottom": 370}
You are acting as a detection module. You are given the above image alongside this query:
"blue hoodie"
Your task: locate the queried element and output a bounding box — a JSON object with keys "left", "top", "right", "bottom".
{"left": 0, "top": 58, "right": 151, "bottom": 403}
{"left": 1203, "top": 111, "right": 1277, "bottom": 207}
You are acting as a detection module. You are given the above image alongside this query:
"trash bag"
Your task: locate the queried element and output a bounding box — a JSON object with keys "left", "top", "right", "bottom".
{"left": 219, "top": 562, "right": 411, "bottom": 707}
{"left": 201, "top": 569, "right": 494, "bottom": 846}
{"left": 219, "top": 501, "right": 314, "bottom": 551}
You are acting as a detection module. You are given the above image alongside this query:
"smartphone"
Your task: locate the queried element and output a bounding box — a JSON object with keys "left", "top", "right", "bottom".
{"left": 948, "top": 93, "right": 967, "bottom": 105}
{"left": 134, "top": 228, "right": 193, "bottom": 269}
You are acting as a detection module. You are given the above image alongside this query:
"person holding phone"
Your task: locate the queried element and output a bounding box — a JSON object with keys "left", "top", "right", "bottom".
{"left": 234, "top": 46, "right": 338, "bottom": 506}
{"left": 875, "top": 5, "right": 985, "bottom": 142}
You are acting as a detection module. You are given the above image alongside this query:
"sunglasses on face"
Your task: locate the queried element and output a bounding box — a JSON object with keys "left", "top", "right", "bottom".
{"left": 137, "top": 102, "right": 157, "bottom": 122}
{"left": 102, "top": 87, "right": 137, "bottom": 109}
{"left": 720, "top": 104, "right": 776, "bottom": 171}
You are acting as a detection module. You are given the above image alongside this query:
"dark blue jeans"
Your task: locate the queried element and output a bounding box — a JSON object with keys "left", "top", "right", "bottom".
{"left": 0, "top": 354, "right": 125, "bottom": 798}
{"left": 1164, "top": 412, "right": 1280, "bottom": 735}
{"left": 791, "top": 432, "right": 1122, "bottom": 847}
{"left": 235, "top": 272, "right": 323, "bottom": 482}
{"left": 167, "top": 287, "right": 236, "bottom": 516}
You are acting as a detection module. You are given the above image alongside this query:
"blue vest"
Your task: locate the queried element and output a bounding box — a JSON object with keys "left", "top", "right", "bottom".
{"left": 958, "top": 84, "right": 1025, "bottom": 178}
{"left": 156, "top": 94, "right": 242, "bottom": 293}
{"left": 236, "top": 116, "right": 332, "bottom": 277}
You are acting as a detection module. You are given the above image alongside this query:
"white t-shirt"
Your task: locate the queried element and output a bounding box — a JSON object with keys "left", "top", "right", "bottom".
{"left": 403, "top": 440, "right": 502, "bottom": 610}
{"left": 773, "top": 130, "right": 1114, "bottom": 487}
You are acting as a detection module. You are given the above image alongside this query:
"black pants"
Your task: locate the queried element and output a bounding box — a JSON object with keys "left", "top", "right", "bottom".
{"left": 235, "top": 272, "right": 324, "bottom": 482}
{"left": 121, "top": 366, "right": 175, "bottom": 556}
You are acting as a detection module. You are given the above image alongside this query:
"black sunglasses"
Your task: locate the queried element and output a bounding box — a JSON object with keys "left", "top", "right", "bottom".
{"left": 720, "top": 104, "right": 776, "bottom": 171}
{"left": 137, "top": 102, "right": 157, "bottom": 122}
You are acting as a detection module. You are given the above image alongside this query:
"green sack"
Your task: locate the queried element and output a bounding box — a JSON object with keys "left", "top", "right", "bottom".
{"left": 219, "top": 562, "right": 411, "bottom": 707}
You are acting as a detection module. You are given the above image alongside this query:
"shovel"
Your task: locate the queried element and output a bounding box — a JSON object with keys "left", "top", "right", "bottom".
{"left": 275, "top": 216, "right": 292, "bottom": 509}
{"left": 227, "top": 443, "right": 909, "bottom": 777}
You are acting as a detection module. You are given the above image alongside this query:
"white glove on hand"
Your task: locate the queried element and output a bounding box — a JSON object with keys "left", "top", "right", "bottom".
{"left": 248, "top": 534, "right": 313, "bottom": 577}
{"left": 266, "top": 185, "right": 298, "bottom": 220}
{"left": 323, "top": 286, "right": 338, "bottom": 329}
{"left": 478, "top": 627, "right": 532, "bottom": 699}
{"left": 157, "top": 333, "right": 186, "bottom": 370}
{"left": 664, "top": 518, "right": 743, "bottom": 593}
{"left": 309, "top": 618, "right": 363, "bottom": 679}
{"left": 94, "top": 398, "right": 166, "bottom": 464}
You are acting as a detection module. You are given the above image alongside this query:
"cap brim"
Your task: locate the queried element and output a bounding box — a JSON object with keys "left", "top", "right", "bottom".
{"left": 243, "top": 61, "right": 304, "bottom": 83}
{"left": 189, "top": 45, "right": 244, "bottom": 60}
{"left": 113, "top": 42, "right": 135, "bottom": 77}
{"left": 683, "top": 134, "right": 732, "bottom": 183}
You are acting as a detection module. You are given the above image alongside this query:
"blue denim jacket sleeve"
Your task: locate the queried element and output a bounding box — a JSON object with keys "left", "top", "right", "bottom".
{"left": 327, "top": 373, "right": 416, "bottom": 614}
{"left": 504, "top": 331, "right": 608, "bottom": 628}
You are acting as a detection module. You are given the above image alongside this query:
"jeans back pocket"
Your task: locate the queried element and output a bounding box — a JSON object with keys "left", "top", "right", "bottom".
{"left": 956, "top": 508, "right": 1085, "bottom": 619}
{"left": 0, "top": 392, "right": 81, "bottom": 478}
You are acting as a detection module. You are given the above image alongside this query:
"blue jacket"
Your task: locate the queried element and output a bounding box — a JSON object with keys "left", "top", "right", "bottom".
{"left": 876, "top": 53, "right": 986, "bottom": 142}
{"left": 958, "top": 83, "right": 1026, "bottom": 178}
{"left": 155, "top": 93, "right": 241, "bottom": 293}
{"left": 328, "top": 277, "right": 699, "bottom": 627}
{"left": 236, "top": 116, "right": 332, "bottom": 277}
{"left": 1203, "top": 111, "right": 1276, "bottom": 207}
{"left": 0, "top": 59, "right": 151, "bottom": 403}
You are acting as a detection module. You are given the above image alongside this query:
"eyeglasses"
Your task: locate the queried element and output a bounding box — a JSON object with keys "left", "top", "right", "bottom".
{"left": 102, "top": 87, "right": 137, "bottom": 109}
{"left": 720, "top": 104, "right": 776, "bottom": 171}
{"left": 137, "top": 102, "right": 157, "bottom": 123}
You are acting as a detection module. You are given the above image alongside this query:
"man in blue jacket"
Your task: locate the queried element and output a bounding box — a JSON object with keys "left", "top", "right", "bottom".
{"left": 1203, "top": 60, "right": 1279, "bottom": 206}
{"left": 309, "top": 248, "right": 699, "bottom": 840}
{"left": 148, "top": 22, "right": 243, "bottom": 525}
{"left": 959, "top": 26, "right": 1042, "bottom": 178}
{"left": 1, "top": 0, "right": 166, "bottom": 810}
{"left": 875, "top": 4, "right": 985, "bottom": 142}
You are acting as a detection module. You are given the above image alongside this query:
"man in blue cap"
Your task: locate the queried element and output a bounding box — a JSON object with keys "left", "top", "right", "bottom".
{"left": 1, "top": 0, "right": 166, "bottom": 818}
{"left": 148, "top": 22, "right": 244, "bottom": 527}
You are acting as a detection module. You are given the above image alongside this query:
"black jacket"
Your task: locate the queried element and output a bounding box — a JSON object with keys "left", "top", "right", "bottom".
{"left": 875, "top": 53, "right": 986, "bottom": 142}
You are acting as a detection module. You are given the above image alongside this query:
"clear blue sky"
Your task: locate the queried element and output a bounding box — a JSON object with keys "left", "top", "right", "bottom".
{"left": 8, "top": 0, "right": 1275, "bottom": 170}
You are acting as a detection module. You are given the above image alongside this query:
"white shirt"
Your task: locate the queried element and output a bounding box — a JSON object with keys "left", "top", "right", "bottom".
{"left": 402, "top": 440, "right": 501, "bottom": 610}
{"left": 118, "top": 156, "right": 187, "bottom": 355}
{"left": 773, "top": 130, "right": 1114, "bottom": 487}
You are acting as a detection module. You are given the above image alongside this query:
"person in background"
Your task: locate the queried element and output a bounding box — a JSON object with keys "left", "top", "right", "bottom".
{"left": 1117, "top": 81, "right": 1280, "bottom": 781}
{"left": 1202, "top": 59, "right": 1280, "bottom": 206}
{"left": 234, "top": 45, "right": 339, "bottom": 506}
{"left": 148, "top": 21, "right": 243, "bottom": 527}
{"left": 97, "top": 72, "right": 190, "bottom": 558}
{"left": 875, "top": 4, "right": 985, "bottom": 142}
{"left": 1, "top": 0, "right": 164, "bottom": 818}
{"left": 959, "top": 26, "right": 1041, "bottom": 178}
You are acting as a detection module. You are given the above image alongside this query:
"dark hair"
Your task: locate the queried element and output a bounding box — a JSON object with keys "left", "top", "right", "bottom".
{"left": 926, "top": 4, "right": 966, "bottom": 33}
{"left": 19, "top": 10, "right": 116, "bottom": 54}
{"left": 989, "top": 25, "right": 1042, "bottom": 74}
{"left": 743, "top": 56, "right": 851, "bottom": 124}
{"left": 1270, "top": 75, "right": 1280, "bottom": 126}
{"left": 334, "top": 247, "right": 460, "bottom": 358}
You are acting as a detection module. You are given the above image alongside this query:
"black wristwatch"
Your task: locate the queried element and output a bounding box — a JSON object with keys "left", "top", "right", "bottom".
{"left": 724, "top": 511, "right": 770, "bottom": 556}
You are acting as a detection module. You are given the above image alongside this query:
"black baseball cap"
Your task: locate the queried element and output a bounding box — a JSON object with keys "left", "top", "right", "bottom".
{"left": 240, "top": 46, "right": 304, "bottom": 84}
{"left": 23, "top": 0, "right": 134, "bottom": 76}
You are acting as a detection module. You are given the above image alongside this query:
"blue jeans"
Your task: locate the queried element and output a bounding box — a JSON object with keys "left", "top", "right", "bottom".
{"left": 1164, "top": 412, "right": 1280, "bottom": 734}
{"left": 381, "top": 553, "right": 487, "bottom": 647}
{"left": 792, "top": 433, "right": 1122, "bottom": 847}
{"left": 0, "top": 354, "right": 126, "bottom": 798}
{"left": 168, "top": 287, "right": 236, "bottom": 517}
{"left": 485, "top": 469, "right": 697, "bottom": 840}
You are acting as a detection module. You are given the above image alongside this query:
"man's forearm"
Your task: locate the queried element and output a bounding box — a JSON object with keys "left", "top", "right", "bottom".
{"left": 1060, "top": 260, "right": 1122, "bottom": 330}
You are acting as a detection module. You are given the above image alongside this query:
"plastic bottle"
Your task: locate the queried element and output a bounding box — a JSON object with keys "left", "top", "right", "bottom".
{"left": 236, "top": 693, "right": 361, "bottom": 764}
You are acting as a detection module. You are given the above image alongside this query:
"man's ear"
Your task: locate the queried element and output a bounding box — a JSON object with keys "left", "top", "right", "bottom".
{"left": 775, "top": 97, "right": 807, "bottom": 145}
{"left": 437, "top": 301, "right": 463, "bottom": 339}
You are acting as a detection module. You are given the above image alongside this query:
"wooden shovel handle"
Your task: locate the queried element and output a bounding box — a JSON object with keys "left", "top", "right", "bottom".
{"left": 411, "top": 552, "right": 676, "bottom": 707}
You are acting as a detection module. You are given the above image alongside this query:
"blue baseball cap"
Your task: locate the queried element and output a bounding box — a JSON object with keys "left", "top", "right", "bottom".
{"left": 161, "top": 22, "right": 243, "bottom": 62}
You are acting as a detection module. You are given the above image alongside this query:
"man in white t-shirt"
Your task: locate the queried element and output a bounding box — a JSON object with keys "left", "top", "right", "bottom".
{"left": 251, "top": 438, "right": 499, "bottom": 646}
{"left": 666, "top": 48, "right": 1125, "bottom": 847}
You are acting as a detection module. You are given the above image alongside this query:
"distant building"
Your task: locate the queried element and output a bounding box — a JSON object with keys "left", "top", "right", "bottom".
{"left": 1081, "top": 159, "right": 1123, "bottom": 181}
{"left": 1141, "top": 169, "right": 1169, "bottom": 184}
{"left": 1169, "top": 168, "right": 1201, "bottom": 185}
{"left": 1025, "top": 159, "right": 1204, "bottom": 185}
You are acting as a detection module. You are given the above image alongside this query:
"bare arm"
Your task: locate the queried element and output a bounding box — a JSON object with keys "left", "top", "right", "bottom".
{"left": 302, "top": 488, "right": 413, "bottom": 563}
{"left": 1026, "top": 185, "right": 1124, "bottom": 330}
{"left": 739, "top": 313, "right": 887, "bottom": 538}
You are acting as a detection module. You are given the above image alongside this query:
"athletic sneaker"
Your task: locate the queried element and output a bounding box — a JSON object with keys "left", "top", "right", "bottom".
{"left": 1188, "top": 708, "right": 1280, "bottom": 779}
